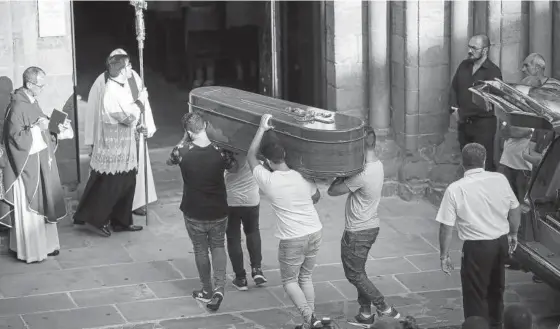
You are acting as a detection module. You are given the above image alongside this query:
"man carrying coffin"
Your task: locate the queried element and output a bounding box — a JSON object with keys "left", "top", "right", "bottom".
{"left": 80, "top": 48, "right": 156, "bottom": 219}
{"left": 0, "top": 66, "right": 73, "bottom": 263}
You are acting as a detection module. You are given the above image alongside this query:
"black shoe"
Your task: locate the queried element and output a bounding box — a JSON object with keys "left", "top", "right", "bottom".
{"left": 112, "top": 225, "right": 143, "bottom": 232}
{"left": 206, "top": 291, "right": 224, "bottom": 311}
{"left": 533, "top": 275, "right": 544, "bottom": 283}
{"left": 99, "top": 225, "right": 111, "bottom": 237}
{"left": 354, "top": 313, "right": 376, "bottom": 325}
{"left": 47, "top": 250, "right": 60, "bottom": 257}
{"left": 192, "top": 289, "right": 211, "bottom": 303}
{"left": 252, "top": 267, "right": 268, "bottom": 286}
{"left": 132, "top": 207, "right": 147, "bottom": 216}
{"left": 232, "top": 276, "right": 248, "bottom": 291}
{"left": 73, "top": 219, "right": 85, "bottom": 225}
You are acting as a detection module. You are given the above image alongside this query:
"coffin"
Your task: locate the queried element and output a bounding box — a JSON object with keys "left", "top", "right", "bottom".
{"left": 469, "top": 78, "right": 560, "bottom": 133}
{"left": 188, "top": 87, "right": 366, "bottom": 178}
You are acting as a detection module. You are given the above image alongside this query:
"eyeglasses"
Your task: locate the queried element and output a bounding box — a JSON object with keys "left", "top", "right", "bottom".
{"left": 30, "top": 81, "right": 47, "bottom": 89}
{"left": 468, "top": 45, "right": 487, "bottom": 51}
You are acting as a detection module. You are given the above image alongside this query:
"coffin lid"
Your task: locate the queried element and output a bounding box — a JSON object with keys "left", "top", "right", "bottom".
{"left": 469, "top": 78, "right": 560, "bottom": 133}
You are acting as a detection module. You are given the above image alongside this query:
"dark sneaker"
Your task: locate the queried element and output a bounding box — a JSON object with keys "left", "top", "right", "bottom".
{"left": 354, "top": 313, "right": 375, "bottom": 325}
{"left": 192, "top": 289, "right": 211, "bottom": 303}
{"left": 232, "top": 276, "right": 248, "bottom": 291}
{"left": 252, "top": 267, "right": 268, "bottom": 286}
{"left": 206, "top": 291, "right": 224, "bottom": 311}
{"left": 378, "top": 305, "right": 400, "bottom": 319}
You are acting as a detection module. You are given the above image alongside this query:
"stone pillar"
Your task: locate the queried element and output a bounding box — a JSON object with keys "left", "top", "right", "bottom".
{"left": 368, "top": 0, "right": 390, "bottom": 136}
{"left": 529, "top": 0, "right": 552, "bottom": 77}
{"left": 330, "top": 1, "right": 366, "bottom": 120}
{"left": 450, "top": 0, "right": 472, "bottom": 79}
{"left": 553, "top": 2, "right": 560, "bottom": 80}
{"left": 473, "top": 1, "right": 488, "bottom": 35}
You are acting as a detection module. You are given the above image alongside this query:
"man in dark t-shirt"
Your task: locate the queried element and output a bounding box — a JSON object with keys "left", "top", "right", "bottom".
{"left": 167, "top": 112, "right": 236, "bottom": 311}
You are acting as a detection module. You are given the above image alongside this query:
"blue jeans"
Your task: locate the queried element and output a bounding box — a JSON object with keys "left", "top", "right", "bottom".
{"left": 278, "top": 230, "right": 322, "bottom": 325}
{"left": 184, "top": 215, "right": 228, "bottom": 294}
{"left": 341, "top": 228, "right": 388, "bottom": 311}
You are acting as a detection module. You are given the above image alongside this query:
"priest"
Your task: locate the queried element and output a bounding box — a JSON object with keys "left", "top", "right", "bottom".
{"left": 0, "top": 66, "right": 73, "bottom": 263}
{"left": 81, "top": 48, "right": 157, "bottom": 218}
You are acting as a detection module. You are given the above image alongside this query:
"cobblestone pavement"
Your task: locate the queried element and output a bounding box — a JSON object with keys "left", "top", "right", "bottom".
{"left": 1, "top": 147, "right": 560, "bottom": 329}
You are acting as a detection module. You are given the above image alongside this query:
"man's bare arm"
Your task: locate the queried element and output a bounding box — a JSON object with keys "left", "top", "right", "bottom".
{"left": 439, "top": 223, "right": 454, "bottom": 259}
{"left": 248, "top": 128, "right": 266, "bottom": 171}
{"left": 328, "top": 177, "right": 351, "bottom": 196}
{"left": 508, "top": 206, "right": 521, "bottom": 235}
{"left": 312, "top": 189, "right": 321, "bottom": 204}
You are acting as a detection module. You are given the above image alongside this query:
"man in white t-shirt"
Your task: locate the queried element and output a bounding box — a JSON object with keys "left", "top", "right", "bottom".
{"left": 247, "top": 114, "right": 323, "bottom": 329}
{"left": 327, "top": 127, "right": 400, "bottom": 325}
{"left": 436, "top": 143, "right": 521, "bottom": 329}
{"left": 225, "top": 155, "right": 267, "bottom": 290}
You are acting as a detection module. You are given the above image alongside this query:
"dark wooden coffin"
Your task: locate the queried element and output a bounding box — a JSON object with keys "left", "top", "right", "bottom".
{"left": 189, "top": 87, "right": 366, "bottom": 178}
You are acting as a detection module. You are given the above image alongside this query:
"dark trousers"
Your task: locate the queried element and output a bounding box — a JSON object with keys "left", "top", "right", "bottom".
{"left": 74, "top": 170, "right": 136, "bottom": 229}
{"left": 461, "top": 235, "right": 508, "bottom": 328}
{"left": 458, "top": 116, "right": 498, "bottom": 171}
{"left": 226, "top": 205, "right": 262, "bottom": 278}
{"left": 341, "top": 228, "right": 388, "bottom": 311}
{"left": 185, "top": 215, "right": 228, "bottom": 294}
{"left": 499, "top": 165, "right": 531, "bottom": 202}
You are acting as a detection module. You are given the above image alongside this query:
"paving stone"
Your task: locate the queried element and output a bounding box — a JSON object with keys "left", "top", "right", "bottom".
{"left": 405, "top": 251, "right": 462, "bottom": 271}
{"left": 240, "top": 308, "right": 297, "bottom": 328}
{"left": 0, "top": 293, "right": 75, "bottom": 316}
{"left": 395, "top": 270, "right": 462, "bottom": 292}
{"left": 425, "top": 307, "right": 464, "bottom": 326}
{"left": 0, "top": 254, "right": 61, "bottom": 276}
{"left": 379, "top": 198, "right": 436, "bottom": 219}
{"left": 56, "top": 244, "right": 134, "bottom": 269}
{"left": 57, "top": 229, "right": 94, "bottom": 249}
{"left": 159, "top": 314, "right": 245, "bottom": 329}
{"left": 420, "top": 231, "right": 463, "bottom": 252}
{"left": 70, "top": 284, "right": 156, "bottom": 307}
{"left": 269, "top": 282, "right": 346, "bottom": 306}
{"left": 330, "top": 275, "right": 409, "bottom": 299}
{"left": 315, "top": 240, "right": 342, "bottom": 265}
{"left": 509, "top": 282, "right": 560, "bottom": 302}
{"left": 116, "top": 297, "right": 206, "bottom": 322}
{"left": 22, "top": 305, "right": 125, "bottom": 329}
{"left": 505, "top": 270, "right": 535, "bottom": 285}
{"left": 151, "top": 203, "right": 182, "bottom": 224}
{"left": 213, "top": 288, "right": 284, "bottom": 313}
{"left": 312, "top": 264, "right": 347, "bottom": 282}
{"left": 0, "top": 316, "right": 26, "bottom": 329}
{"left": 0, "top": 268, "right": 103, "bottom": 297}
{"left": 366, "top": 257, "right": 419, "bottom": 276}
{"left": 124, "top": 239, "right": 193, "bottom": 262}
{"left": 170, "top": 258, "right": 203, "bottom": 279}
{"left": 370, "top": 235, "right": 438, "bottom": 259}
{"left": 385, "top": 216, "right": 440, "bottom": 235}
{"left": 146, "top": 278, "right": 200, "bottom": 298}
{"left": 90, "top": 261, "right": 183, "bottom": 287}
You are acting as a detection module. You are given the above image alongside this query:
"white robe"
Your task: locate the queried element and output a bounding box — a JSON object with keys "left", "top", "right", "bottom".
{"left": 85, "top": 71, "right": 157, "bottom": 209}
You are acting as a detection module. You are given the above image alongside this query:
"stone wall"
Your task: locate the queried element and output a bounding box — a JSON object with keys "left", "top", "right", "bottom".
{"left": 0, "top": 0, "right": 77, "bottom": 186}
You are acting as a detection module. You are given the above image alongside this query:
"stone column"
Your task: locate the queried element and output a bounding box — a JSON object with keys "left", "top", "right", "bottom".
{"left": 450, "top": 0, "right": 472, "bottom": 79}
{"left": 367, "top": 0, "right": 390, "bottom": 136}
{"left": 553, "top": 1, "right": 560, "bottom": 79}
{"left": 529, "top": 0, "right": 552, "bottom": 77}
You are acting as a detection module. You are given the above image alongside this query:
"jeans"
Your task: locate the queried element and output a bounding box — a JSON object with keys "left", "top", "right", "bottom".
{"left": 278, "top": 230, "right": 322, "bottom": 325}
{"left": 341, "top": 228, "right": 388, "bottom": 311}
{"left": 184, "top": 215, "right": 228, "bottom": 294}
{"left": 226, "top": 205, "right": 262, "bottom": 278}
{"left": 458, "top": 116, "right": 497, "bottom": 171}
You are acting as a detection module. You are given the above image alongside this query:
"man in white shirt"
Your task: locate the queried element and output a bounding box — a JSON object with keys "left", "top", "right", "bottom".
{"left": 436, "top": 143, "right": 521, "bottom": 329}
{"left": 247, "top": 114, "right": 323, "bottom": 329}
{"left": 225, "top": 154, "right": 267, "bottom": 290}
{"left": 327, "top": 127, "right": 400, "bottom": 325}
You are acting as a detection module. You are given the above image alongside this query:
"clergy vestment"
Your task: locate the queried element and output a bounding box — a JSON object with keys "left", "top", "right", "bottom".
{"left": 84, "top": 70, "right": 157, "bottom": 210}
{"left": 0, "top": 88, "right": 69, "bottom": 263}
{"left": 74, "top": 75, "right": 145, "bottom": 229}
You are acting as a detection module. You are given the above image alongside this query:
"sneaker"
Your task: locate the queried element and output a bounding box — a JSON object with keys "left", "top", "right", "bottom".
{"left": 232, "top": 276, "right": 249, "bottom": 291}
{"left": 354, "top": 313, "right": 376, "bottom": 325}
{"left": 252, "top": 267, "right": 268, "bottom": 286}
{"left": 378, "top": 305, "right": 400, "bottom": 319}
{"left": 192, "top": 289, "right": 211, "bottom": 303}
{"left": 206, "top": 291, "right": 224, "bottom": 311}
{"left": 295, "top": 315, "right": 323, "bottom": 329}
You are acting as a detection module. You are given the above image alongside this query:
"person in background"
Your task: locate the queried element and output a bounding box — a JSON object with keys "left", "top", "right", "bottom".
{"left": 225, "top": 154, "right": 268, "bottom": 290}
{"left": 504, "top": 304, "right": 533, "bottom": 329}
{"left": 437, "top": 143, "right": 520, "bottom": 329}
{"left": 0, "top": 66, "right": 72, "bottom": 262}
{"left": 327, "top": 126, "right": 400, "bottom": 325}
{"left": 450, "top": 34, "right": 502, "bottom": 171}
{"left": 167, "top": 112, "right": 236, "bottom": 311}
{"left": 247, "top": 114, "right": 323, "bottom": 329}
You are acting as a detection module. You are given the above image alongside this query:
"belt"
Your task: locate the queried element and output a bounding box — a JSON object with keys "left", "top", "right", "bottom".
{"left": 460, "top": 116, "right": 494, "bottom": 124}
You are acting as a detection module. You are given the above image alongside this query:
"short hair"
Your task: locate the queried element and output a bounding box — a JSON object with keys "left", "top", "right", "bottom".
{"left": 364, "top": 126, "right": 377, "bottom": 149}
{"left": 462, "top": 143, "right": 486, "bottom": 169}
{"left": 462, "top": 316, "right": 489, "bottom": 329}
{"left": 504, "top": 304, "right": 533, "bottom": 329}
{"left": 22, "top": 67, "right": 45, "bottom": 85}
{"left": 107, "top": 54, "right": 129, "bottom": 78}
{"left": 260, "top": 141, "right": 286, "bottom": 164}
{"left": 525, "top": 52, "right": 546, "bottom": 71}
{"left": 472, "top": 34, "right": 490, "bottom": 48}
{"left": 182, "top": 112, "right": 206, "bottom": 134}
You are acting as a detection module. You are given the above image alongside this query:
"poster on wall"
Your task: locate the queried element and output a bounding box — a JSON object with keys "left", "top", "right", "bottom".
{"left": 37, "top": 0, "right": 66, "bottom": 37}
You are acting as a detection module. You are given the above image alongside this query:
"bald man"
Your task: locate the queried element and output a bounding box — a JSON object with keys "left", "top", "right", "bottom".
{"left": 450, "top": 34, "right": 502, "bottom": 171}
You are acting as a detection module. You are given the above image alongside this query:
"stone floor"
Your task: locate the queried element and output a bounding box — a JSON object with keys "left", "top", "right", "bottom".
{"left": 1, "top": 147, "right": 560, "bottom": 329}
